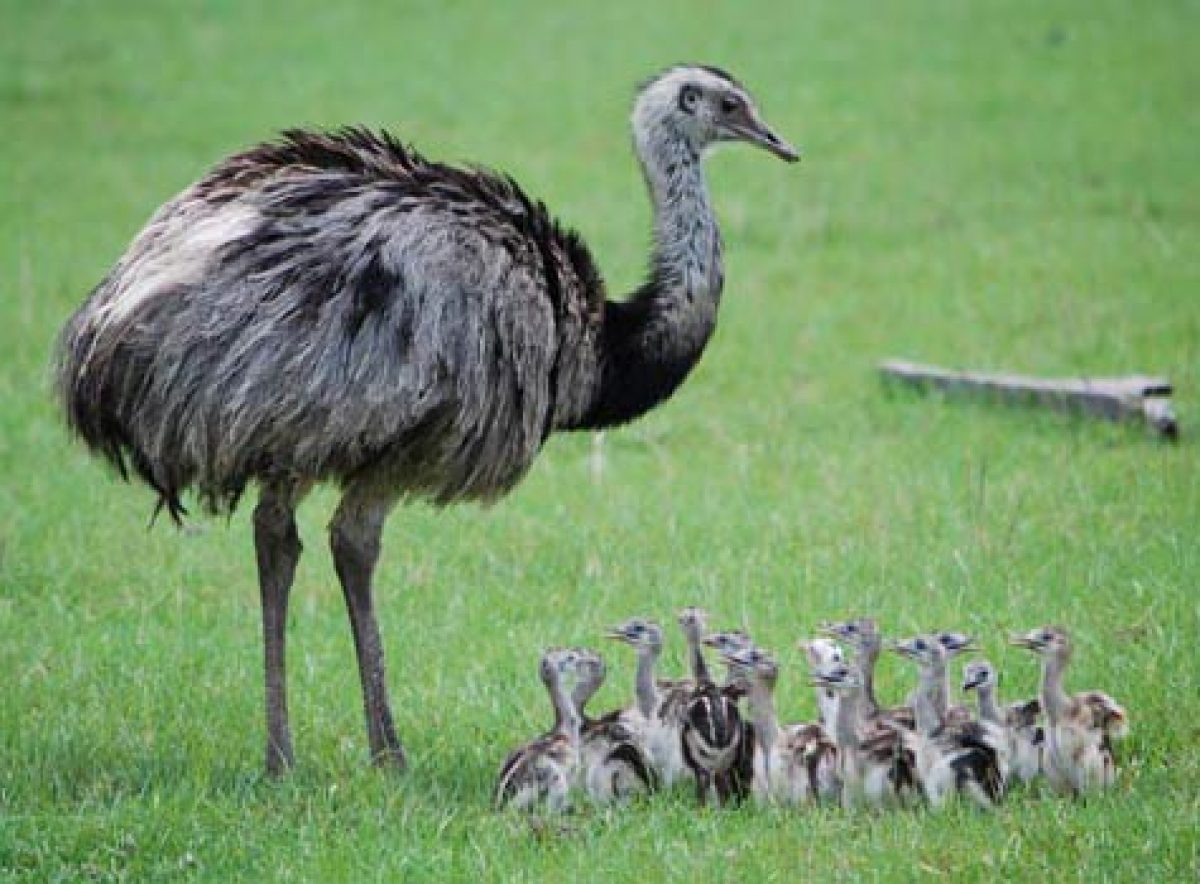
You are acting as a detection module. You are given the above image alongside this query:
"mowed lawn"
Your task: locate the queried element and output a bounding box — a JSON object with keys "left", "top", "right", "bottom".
{"left": 2, "top": 0, "right": 1198, "bottom": 879}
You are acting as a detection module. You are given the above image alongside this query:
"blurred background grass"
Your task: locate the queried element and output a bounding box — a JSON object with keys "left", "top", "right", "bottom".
{"left": 1, "top": 0, "right": 1198, "bottom": 879}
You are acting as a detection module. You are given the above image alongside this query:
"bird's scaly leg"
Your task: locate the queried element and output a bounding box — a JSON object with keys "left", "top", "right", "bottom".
{"left": 330, "top": 485, "right": 405, "bottom": 770}
{"left": 254, "top": 483, "right": 308, "bottom": 776}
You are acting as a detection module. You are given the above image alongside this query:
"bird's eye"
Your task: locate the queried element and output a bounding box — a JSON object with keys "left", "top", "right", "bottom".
{"left": 679, "top": 84, "right": 701, "bottom": 114}
{"left": 720, "top": 96, "right": 741, "bottom": 115}
{"left": 914, "top": 639, "right": 926, "bottom": 651}
{"left": 847, "top": 624, "right": 858, "bottom": 633}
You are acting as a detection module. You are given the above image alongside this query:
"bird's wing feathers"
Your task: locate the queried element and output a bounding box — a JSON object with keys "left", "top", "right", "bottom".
{"left": 1077, "top": 691, "right": 1128, "bottom": 738}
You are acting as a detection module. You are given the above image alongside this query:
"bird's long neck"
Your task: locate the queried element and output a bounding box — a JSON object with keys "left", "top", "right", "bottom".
{"left": 549, "top": 670, "right": 580, "bottom": 745}
{"left": 815, "top": 681, "right": 841, "bottom": 732}
{"left": 747, "top": 676, "right": 780, "bottom": 752}
{"left": 684, "top": 629, "right": 711, "bottom": 684}
{"left": 571, "top": 131, "right": 722, "bottom": 430}
{"left": 634, "top": 645, "right": 661, "bottom": 720}
{"left": 859, "top": 643, "right": 881, "bottom": 716}
{"left": 571, "top": 674, "right": 602, "bottom": 722}
{"left": 834, "top": 683, "right": 862, "bottom": 751}
{"left": 932, "top": 656, "right": 951, "bottom": 721}
{"left": 1040, "top": 652, "right": 1071, "bottom": 725}
{"left": 976, "top": 683, "right": 1002, "bottom": 725}
{"left": 915, "top": 664, "right": 943, "bottom": 736}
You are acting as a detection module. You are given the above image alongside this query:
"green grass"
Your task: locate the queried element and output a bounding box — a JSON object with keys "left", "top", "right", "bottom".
{"left": 2, "top": 0, "right": 1198, "bottom": 879}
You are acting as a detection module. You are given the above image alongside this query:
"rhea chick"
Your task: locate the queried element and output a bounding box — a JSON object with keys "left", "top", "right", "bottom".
{"left": 962, "top": 659, "right": 1043, "bottom": 784}
{"left": 571, "top": 647, "right": 659, "bottom": 803}
{"left": 1010, "top": 626, "right": 1127, "bottom": 795}
{"left": 723, "top": 645, "right": 838, "bottom": 805}
{"left": 809, "top": 660, "right": 919, "bottom": 809}
{"left": 605, "top": 617, "right": 691, "bottom": 786}
{"left": 494, "top": 648, "right": 582, "bottom": 813}
{"left": 891, "top": 635, "right": 1007, "bottom": 810}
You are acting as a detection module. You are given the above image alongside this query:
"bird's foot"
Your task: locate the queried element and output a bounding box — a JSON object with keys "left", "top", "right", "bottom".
{"left": 264, "top": 741, "right": 295, "bottom": 778}
{"left": 370, "top": 744, "right": 408, "bottom": 772}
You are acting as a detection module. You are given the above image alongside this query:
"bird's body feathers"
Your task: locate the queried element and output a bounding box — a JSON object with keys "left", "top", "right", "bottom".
{"left": 57, "top": 128, "right": 605, "bottom": 519}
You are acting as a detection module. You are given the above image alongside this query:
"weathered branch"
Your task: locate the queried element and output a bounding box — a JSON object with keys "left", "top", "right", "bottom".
{"left": 879, "top": 359, "right": 1178, "bottom": 439}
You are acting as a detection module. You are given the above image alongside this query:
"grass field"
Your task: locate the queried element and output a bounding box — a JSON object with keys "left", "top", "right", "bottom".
{"left": 2, "top": 0, "right": 1198, "bottom": 879}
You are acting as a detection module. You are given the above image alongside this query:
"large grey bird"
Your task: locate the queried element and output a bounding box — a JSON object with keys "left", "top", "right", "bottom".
{"left": 55, "top": 64, "right": 798, "bottom": 775}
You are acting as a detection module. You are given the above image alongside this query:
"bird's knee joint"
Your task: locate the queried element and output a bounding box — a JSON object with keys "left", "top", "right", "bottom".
{"left": 254, "top": 501, "right": 297, "bottom": 541}
{"left": 329, "top": 519, "right": 379, "bottom": 567}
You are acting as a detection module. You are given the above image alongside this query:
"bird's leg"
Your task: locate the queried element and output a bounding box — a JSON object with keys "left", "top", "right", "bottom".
{"left": 330, "top": 486, "right": 405, "bottom": 770}
{"left": 254, "top": 483, "right": 307, "bottom": 776}
{"left": 714, "top": 771, "right": 731, "bottom": 806}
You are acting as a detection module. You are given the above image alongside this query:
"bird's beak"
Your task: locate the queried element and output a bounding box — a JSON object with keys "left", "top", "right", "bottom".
{"left": 961, "top": 675, "right": 983, "bottom": 692}
{"left": 1008, "top": 633, "right": 1037, "bottom": 650}
{"left": 725, "top": 108, "right": 800, "bottom": 163}
{"left": 810, "top": 673, "right": 851, "bottom": 689}
{"left": 604, "top": 629, "right": 628, "bottom": 642}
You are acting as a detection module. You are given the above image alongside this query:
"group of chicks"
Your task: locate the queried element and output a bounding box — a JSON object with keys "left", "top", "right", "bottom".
{"left": 494, "top": 609, "right": 1129, "bottom": 813}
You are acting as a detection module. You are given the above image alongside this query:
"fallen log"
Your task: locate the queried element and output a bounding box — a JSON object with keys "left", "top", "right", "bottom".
{"left": 879, "top": 359, "right": 1178, "bottom": 440}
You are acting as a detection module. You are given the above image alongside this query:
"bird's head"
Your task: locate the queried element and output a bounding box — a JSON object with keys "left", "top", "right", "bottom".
{"left": 633, "top": 65, "right": 798, "bottom": 163}
{"left": 961, "top": 660, "right": 997, "bottom": 693}
{"left": 819, "top": 617, "right": 881, "bottom": 654}
{"left": 720, "top": 644, "right": 778, "bottom": 686}
{"left": 539, "top": 646, "right": 579, "bottom": 684}
{"left": 1010, "top": 625, "right": 1072, "bottom": 660}
{"left": 604, "top": 617, "right": 663, "bottom": 651}
{"left": 702, "top": 628, "right": 753, "bottom": 656}
{"left": 888, "top": 634, "right": 947, "bottom": 669}
{"left": 935, "top": 630, "right": 979, "bottom": 658}
{"left": 798, "top": 637, "right": 845, "bottom": 671}
{"left": 809, "top": 660, "right": 861, "bottom": 693}
{"left": 571, "top": 647, "right": 606, "bottom": 687}
{"left": 676, "top": 606, "right": 709, "bottom": 640}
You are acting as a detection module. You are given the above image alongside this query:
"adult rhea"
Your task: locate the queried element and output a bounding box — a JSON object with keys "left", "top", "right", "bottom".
{"left": 56, "top": 65, "right": 798, "bottom": 774}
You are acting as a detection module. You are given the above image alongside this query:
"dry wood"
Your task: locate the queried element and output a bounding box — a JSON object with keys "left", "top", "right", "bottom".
{"left": 879, "top": 359, "right": 1178, "bottom": 439}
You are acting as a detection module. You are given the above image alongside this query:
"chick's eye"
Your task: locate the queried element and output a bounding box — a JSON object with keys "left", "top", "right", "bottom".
{"left": 847, "top": 624, "right": 858, "bottom": 633}
{"left": 915, "top": 640, "right": 926, "bottom": 651}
